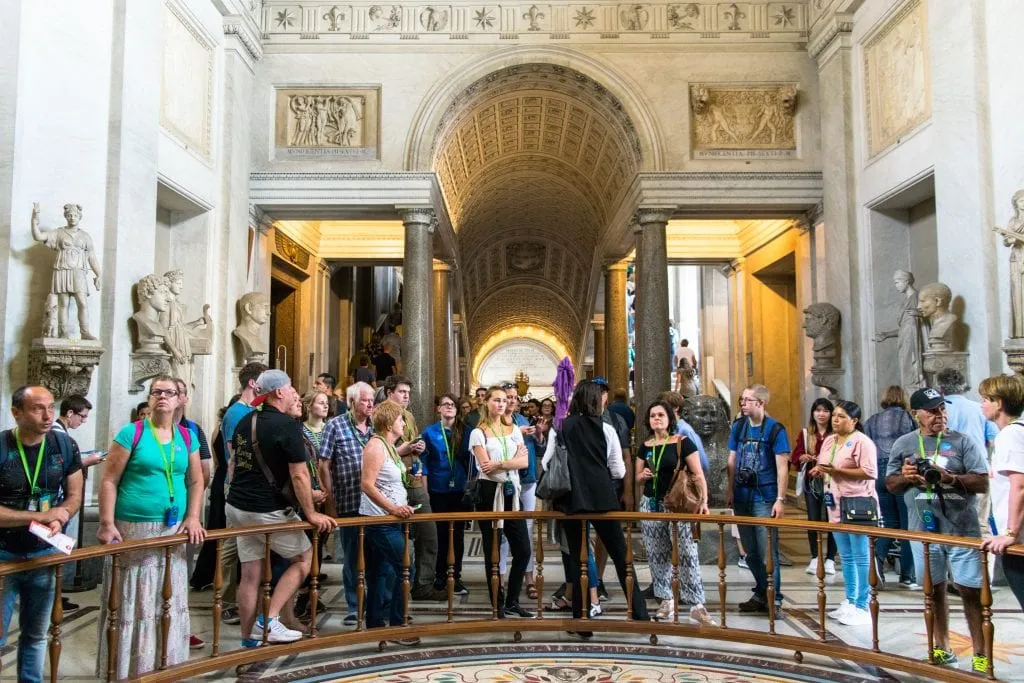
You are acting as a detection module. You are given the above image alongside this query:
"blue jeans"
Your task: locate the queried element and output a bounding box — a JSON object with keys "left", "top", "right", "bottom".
{"left": 834, "top": 532, "right": 869, "bottom": 609}
{"left": 874, "top": 466, "right": 915, "bottom": 582}
{"left": 338, "top": 517, "right": 363, "bottom": 615}
{"left": 363, "top": 523, "right": 406, "bottom": 628}
{"left": 734, "top": 487, "right": 782, "bottom": 603}
{"left": 0, "top": 549, "right": 58, "bottom": 683}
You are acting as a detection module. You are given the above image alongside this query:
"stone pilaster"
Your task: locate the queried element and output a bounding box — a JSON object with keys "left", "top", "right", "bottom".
{"left": 401, "top": 208, "right": 435, "bottom": 428}
{"left": 633, "top": 208, "right": 673, "bottom": 418}
{"left": 592, "top": 319, "right": 606, "bottom": 380}
{"left": 604, "top": 262, "right": 630, "bottom": 396}
{"left": 433, "top": 260, "right": 453, "bottom": 396}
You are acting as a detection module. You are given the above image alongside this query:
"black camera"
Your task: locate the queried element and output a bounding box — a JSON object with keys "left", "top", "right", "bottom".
{"left": 914, "top": 460, "right": 943, "bottom": 486}
{"left": 735, "top": 468, "right": 756, "bottom": 487}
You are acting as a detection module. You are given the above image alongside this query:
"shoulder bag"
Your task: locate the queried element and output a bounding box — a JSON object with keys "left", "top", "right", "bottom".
{"left": 794, "top": 428, "right": 808, "bottom": 497}
{"left": 839, "top": 496, "right": 879, "bottom": 526}
{"left": 536, "top": 434, "right": 572, "bottom": 500}
{"left": 664, "top": 438, "right": 703, "bottom": 514}
{"left": 250, "top": 415, "right": 299, "bottom": 507}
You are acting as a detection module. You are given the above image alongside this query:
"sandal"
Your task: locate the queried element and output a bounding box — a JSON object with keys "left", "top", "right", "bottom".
{"left": 550, "top": 595, "right": 571, "bottom": 611}
{"left": 526, "top": 584, "right": 539, "bottom": 600}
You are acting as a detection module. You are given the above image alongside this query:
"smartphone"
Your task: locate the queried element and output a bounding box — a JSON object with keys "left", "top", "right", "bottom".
{"left": 412, "top": 503, "right": 423, "bottom": 511}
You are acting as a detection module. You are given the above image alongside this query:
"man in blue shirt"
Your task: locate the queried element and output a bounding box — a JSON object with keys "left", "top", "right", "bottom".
{"left": 727, "top": 384, "right": 790, "bottom": 614}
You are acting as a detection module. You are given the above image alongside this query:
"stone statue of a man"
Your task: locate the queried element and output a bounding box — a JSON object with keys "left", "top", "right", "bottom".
{"left": 132, "top": 274, "right": 172, "bottom": 354}
{"left": 30, "top": 202, "right": 102, "bottom": 340}
{"left": 803, "top": 302, "right": 841, "bottom": 369}
{"left": 919, "top": 282, "right": 958, "bottom": 352}
{"left": 873, "top": 270, "right": 924, "bottom": 392}
{"left": 233, "top": 291, "right": 270, "bottom": 363}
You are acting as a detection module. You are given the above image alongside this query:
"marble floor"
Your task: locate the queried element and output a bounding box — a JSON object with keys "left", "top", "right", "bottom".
{"left": 4, "top": 525, "right": 1023, "bottom": 682}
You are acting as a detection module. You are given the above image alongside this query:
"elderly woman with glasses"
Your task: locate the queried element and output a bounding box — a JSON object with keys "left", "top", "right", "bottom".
{"left": 95, "top": 375, "right": 206, "bottom": 679}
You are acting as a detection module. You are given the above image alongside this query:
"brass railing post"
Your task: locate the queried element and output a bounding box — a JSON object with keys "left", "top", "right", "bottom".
{"left": 357, "top": 525, "right": 366, "bottom": 631}
{"left": 580, "top": 521, "right": 589, "bottom": 621}
{"left": 106, "top": 555, "right": 121, "bottom": 680}
{"left": 868, "top": 533, "right": 880, "bottom": 652}
{"left": 446, "top": 521, "right": 455, "bottom": 623}
{"left": 766, "top": 528, "right": 776, "bottom": 635}
{"left": 160, "top": 546, "right": 172, "bottom": 669}
{"left": 670, "top": 520, "right": 680, "bottom": 625}
{"left": 981, "top": 551, "right": 995, "bottom": 680}
{"left": 816, "top": 533, "right": 826, "bottom": 641}
{"left": 490, "top": 519, "right": 500, "bottom": 620}
{"left": 717, "top": 522, "right": 727, "bottom": 628}
{"left": 212, "top": 539, "right": 223, "bottom": 656}
{"left": 535, "top": 518, "right": 545, "bottom": 619}
{"left": 49, "top": 564, "right": 64, "bottom": 683}
{"left": 261, "top": 534, "right": 272, "bottom": 646}
{"left": 402, "top": 522, "right": 412, "bottom": 626}
{"left": 625, "top": 520, "right": 634, "bottom": 622}
{"left": 922, "top": 542, "right": 934, "bottom": 662}
{"left": 310, "top": 531, "right": 320, "bottom": 637}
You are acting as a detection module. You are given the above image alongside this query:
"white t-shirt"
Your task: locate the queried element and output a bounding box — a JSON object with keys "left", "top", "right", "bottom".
{"left": 469, "top": 425, "right": 524, "bottom": 485}
{"left": 676, "top": 345, "right": 696, "bottom": 367}
{"left": 991, "top": 421, "right": 1024, "bottom": 533}
{"left": 541, "top": 424, "right": 626, "bottom": 479}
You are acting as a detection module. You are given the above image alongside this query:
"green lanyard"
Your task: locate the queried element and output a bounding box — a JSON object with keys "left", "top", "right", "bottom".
{"left": 349, "top": 414, "right": 370, "bottom": 447}
{"left": 377, "top": 435, "right": 409, "bottom": 486}
{"left": 917, "top": 430, "right": 943, "bottom": 500}
{"left": 147, "top": 420, "right": 176, "bottom": 504}
{"left": 649, "top": 438, "right": 669, "bottom": 496}
{"left": 14, "top": 430, "right": 45, "bottom": 495}
{"left": 440, "top": 421, "right": 455, "bottom": 475}
{"left": 486, "top": 420, "right": 512, "bottom": 481}
{"left": 825, "top": 436, "right": 841, "bottom": 487}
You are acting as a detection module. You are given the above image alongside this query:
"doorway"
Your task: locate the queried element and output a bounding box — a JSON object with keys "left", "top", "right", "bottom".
{"left": 270, "top": 277, "right": 299, "bottom": 381}
{"left": 751, "top": 254, "right": 800, "bottom": 435}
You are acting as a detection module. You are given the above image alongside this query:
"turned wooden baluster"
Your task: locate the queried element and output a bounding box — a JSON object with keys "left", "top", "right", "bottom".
{"left": 766, "top": 528, "right": 776, "bottom": 635}
{"left": 816, "top": 534, "right": 826, "bottom": 641}
{"left": 868, "top": 533, "right": 880, "bottom": 652}
{"left": 159, "top": 546, "right": 172, "bottom": 669}
{"left": 489, "top": 520, "right": 500, "bottom": 620}
{"left": 981, "top": 551, "right": 995, "bottom": 680}
{"left": 580, "top": 521, "right": 589, "bottom": 621}
{"left": 261, "top": 534, "right": 272, "bottom": 645}
{"left": 535, "top": 518, "right": 545, "bottom": 619}
{"left": 106, "top": 556, "right": 121, "bottom": 680}
{"left": 310, "top": 532, "right": 320, "bottom": 637}
{"left": 625, "top": 521, "right": 634, "bottom": 622}
{"left": 446, "top": 521, "right": 455, "bottom": 623}
{"left": 48, "top": 565, "right": 64, "bottom": 683}
{"left": 402, "top": 523, "right": 412, "bottom": 626}
{"left": 922, "top": 542, "right": 934, "bottom": 662}
{"left": 717, "top": 522, "right": 727, "bottom": 628}
{"left": 212, "top": 539, "right": 223, "bottom": 656}
{"left": 357, "top": 526, "right": 366, "bottom": 631}
{"left": 670, "top": 521, "right": 680, "bottom": 624}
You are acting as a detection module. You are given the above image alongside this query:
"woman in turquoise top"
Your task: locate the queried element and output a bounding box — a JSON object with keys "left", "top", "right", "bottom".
{"left": 96, "top": 375, "right": 205, "bottom": 679}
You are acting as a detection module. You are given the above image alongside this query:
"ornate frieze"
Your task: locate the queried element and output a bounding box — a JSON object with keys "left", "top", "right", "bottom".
{"left": 274, "top": 87, "right": 380, "bottom": 159}
{"left": 258, "top": 2, "right": 809, "bottom": 41}
{"left": 689, "top": 83, "right": 798, "bottom": 158}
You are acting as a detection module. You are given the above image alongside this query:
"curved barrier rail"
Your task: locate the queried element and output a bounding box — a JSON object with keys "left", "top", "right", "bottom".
{"left": 0, "top": 511, "right": 1019, "bottom": 682}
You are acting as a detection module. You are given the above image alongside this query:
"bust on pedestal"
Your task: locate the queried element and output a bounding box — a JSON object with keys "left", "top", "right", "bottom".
{"left": 232, "top": 292, "right": 270, "bottom": 365}
{"left": 918, "top": 282, "right": 969, "bottom": 387}
{"left": 803, "top": 302, "right": 844, "bottom": 399}
{"left": 130, "top": 274, "right": 173, "bottom": 391}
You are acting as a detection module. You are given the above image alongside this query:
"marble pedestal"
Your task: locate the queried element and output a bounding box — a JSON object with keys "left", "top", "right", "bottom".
{"left": 810, "top": 366, "right": 843, "bottom": 399}
{"left": 130, "top": 351, "right": 172, "bottom": 392}
{"left": 27, "top": 338, "right": 105, "bottom": 400}
{"left": 1003, "top": 339, "right": 1024, "bottom": 376}
{"left": 922, "top": 350, "right": 969, "bottom": 387}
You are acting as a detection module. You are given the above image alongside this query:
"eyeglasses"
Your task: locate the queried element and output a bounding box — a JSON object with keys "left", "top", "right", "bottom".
{"left": 150, "top": 389, "right": 179, "bottom": 397}
{"left": 438, "top": 401, "right": 456, "bottom": 408}
{"left": 739, "top": 397, "right": 761, "bottom": 404}
{"left": 75, "top": 412, "right": 89, "bottom": 419}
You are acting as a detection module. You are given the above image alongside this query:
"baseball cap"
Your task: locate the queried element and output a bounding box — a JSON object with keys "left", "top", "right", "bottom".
{"left": 592, "top": 376, "right": 610, "bottom": 390}
{"left": 255, "top": 369, "right": 291, "bottom": 395}
{"left": 910, "top": 387, "right": 948, "bottom": 411}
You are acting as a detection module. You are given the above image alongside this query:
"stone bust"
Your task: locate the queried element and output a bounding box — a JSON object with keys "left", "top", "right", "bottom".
{"left": 918, "top": 282, "right": 958, "bottom": 352}
{"left": 132, "top": 274, "right": 172, "bottom": 354}
{"left": 233, "top": 291, "right": 270, "bottom": 363}
{"left": 681, "top": 394, "right": 729, "bottom": 441}
{"left": 803, "top": 302, "right": 841, "bottom": 369}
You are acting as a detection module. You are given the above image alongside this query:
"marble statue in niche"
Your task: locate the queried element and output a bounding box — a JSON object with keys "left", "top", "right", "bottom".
{"left": 803, "top": 302, "right": 841, "bottom": 369}
{"left": 690, "top": 85, "right": 797, "bottom": 151}
{"left": 918, "top": 282, "right": 958, "bottom": 353}
{"left": 132, "top": 274, "right": 173, "bottom": 354}
{"left": 288, "top": 95, "right": 364, "bottom": 147}
{"left": 995, "top": 189, "right": 1024, "bottom": 339}
{"left": 681, "top": 394, "right": 731, "bottom": 508}
{"left": 161, "top": 269, "right": 213, "bottom": 384}
{"left": 30, "top": 202, "right": 101, "bottom": 340}
{"left": 233, "top": 291, "right": 270, "bottom": 364}
{"left": 873, "top": 270, "right": 924, "bottom": 392}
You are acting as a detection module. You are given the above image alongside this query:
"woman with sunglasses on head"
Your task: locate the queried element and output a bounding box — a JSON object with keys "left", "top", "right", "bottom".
{"left": 470, "top": 386, "right": 533, "bottom": 618}
{"left": 791, "top": 398, "right": 836, "bottom": 576}
{"left": 810, "top": 400, "right": 878, "bottom": 627}
{"left": 96, "top": 375, "right": 206, "bottom": 678}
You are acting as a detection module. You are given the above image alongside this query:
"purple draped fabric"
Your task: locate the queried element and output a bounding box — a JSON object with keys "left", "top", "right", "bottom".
{"left": 553, "top": 357, "right": 575, "bottom": 430}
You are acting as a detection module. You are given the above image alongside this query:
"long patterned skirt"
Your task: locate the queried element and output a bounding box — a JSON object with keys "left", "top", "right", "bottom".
{"left": 640, "top": 496, "right": 706, "bottom": 606}
{"left": 95, "top": 521, "right": 191, "bottom": 680}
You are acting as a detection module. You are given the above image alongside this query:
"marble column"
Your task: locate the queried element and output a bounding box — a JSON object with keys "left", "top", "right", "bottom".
{"left": 604, "top": 262, "right": 630, "bottom": 396}
{"left": 432, "top": 260, "right": 453, "bottom": 396}
{"left": 592, "top": 320, "right": 606, "bottom": 379}
{"left": 401, "top": 208, "right": 435, "bottom": 428}
{"left": 633, "top": 209, "right": 673, "bottom": 419}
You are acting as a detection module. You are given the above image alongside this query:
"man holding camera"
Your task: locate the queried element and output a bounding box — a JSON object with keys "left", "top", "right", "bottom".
{"left": 885, "top": 387, "right": 990, "bottom": 673}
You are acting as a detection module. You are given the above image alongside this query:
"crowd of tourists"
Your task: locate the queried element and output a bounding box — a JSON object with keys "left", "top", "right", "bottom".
{"left": 1, "top": 363, "right": 1022, "bottom": 680}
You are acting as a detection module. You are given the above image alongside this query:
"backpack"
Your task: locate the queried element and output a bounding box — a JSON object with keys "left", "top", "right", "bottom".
{"left": 130, "top": 420, "right": 193, "bottom": 455}
{"left": 0, "top": 429, "right": 76, "bottom": 500}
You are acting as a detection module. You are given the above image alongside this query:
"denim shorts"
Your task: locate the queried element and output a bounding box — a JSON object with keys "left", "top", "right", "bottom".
{"left": 910, "top": 541, "right": 982, "bottom": 589}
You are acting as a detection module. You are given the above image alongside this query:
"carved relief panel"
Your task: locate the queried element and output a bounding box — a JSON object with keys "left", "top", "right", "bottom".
{"left": 689, "top": 83, "right": 798, "bottom": 158}
{"left": 274, "top": 87, "right": 380, "bottom": 159}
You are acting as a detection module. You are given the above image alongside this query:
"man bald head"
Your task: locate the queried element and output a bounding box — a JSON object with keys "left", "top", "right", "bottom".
{"left": 11, "top": 385, "right": 56, "bottom": 442}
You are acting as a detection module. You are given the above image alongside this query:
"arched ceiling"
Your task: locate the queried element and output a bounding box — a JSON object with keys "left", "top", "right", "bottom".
{"left": 432, "top": 63, "right": 643, "bottom": 358}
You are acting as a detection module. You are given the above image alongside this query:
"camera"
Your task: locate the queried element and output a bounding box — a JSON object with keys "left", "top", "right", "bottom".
{"left": 735, "top": 468, "right": 756, "bottom": 487}
{"left": 914, "top": 460, "right": 943, "bottom": 486}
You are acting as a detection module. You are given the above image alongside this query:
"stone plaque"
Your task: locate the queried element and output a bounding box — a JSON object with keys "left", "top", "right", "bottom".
{"left": 863, "top": 0, "right": 930, "bottom": 157}
{"left": 161, "top": 2, "right": 214, "bottom": 159}
{"left": 689, "top": 84, "right": 797, "bottom": 158}
{"left": 478, "top": 339, "right": 559, "bottom": 395}
{"left": 274, "top": 87, "right": 380, "bottom": 160}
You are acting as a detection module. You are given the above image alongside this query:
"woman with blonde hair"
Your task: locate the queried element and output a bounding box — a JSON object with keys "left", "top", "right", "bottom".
{"left": 864, "top": 385, "right": 917, "bottom": 588}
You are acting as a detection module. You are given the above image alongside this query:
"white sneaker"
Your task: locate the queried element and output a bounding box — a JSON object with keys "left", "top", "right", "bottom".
{"left": 827, "top": 600, "right": 851, "bottom": 620}
{"left": 251, "top": 616, "right": 302, "bottom": 643}
{"left": 839, "top": 607, "right": 872, "bottom": 626}
{"left": 589, "top": 603, "right": 603, "bottom": 618}
{"left": 824, "top": 559, "right": 837, "bottom": 575}
{"left": 805, "top": 559, "right": 819, "bottom": 574}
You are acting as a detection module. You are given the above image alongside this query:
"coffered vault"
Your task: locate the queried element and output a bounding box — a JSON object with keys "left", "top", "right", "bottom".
{"left": 431, "top": 63, "right": 643, "bottom": 360}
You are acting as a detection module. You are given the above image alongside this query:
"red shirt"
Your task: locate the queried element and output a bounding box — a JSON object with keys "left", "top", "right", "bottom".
{"left": 791, "top": 427, "right": 829, "bottom": 469}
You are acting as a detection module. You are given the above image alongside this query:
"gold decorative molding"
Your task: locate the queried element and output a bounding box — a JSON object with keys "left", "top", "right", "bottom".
{"left": 274, "top": 229, "right": 312, "bottom": 269}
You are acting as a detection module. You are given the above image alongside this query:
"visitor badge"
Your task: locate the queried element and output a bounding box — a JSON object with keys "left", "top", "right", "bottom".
{"left": 449, "top": 477, "right": 456, "bottom": 489}
{"left": 921, "top": 508, "right": 937, "bottom": 532}
{"left": 503, "top": 480, "right": 515, "bottom": 497}
{"left": 39, "top": 494, "right": 51, "bottom": 512}
{"left": 27, "top": 497, "right": 38, "bottom": 512}
{"left": 165, "top": 504, "right": 180, "bottom": 528}
{"left": 823, "top": 492, "right": 836, "bottom": 509}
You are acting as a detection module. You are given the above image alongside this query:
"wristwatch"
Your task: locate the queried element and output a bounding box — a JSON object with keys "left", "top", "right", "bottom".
{"left": 776, "top": 497, "right": 786, "bottom": 502}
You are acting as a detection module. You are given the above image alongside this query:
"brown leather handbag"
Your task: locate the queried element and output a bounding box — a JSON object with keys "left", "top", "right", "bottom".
{"left": 663, "top": 438, "right": 703, "bottom": 514}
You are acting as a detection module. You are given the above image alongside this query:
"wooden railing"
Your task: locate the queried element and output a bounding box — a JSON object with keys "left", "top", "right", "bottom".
{"left": 0, "top": 511, "right": 1020, "bottom": 682}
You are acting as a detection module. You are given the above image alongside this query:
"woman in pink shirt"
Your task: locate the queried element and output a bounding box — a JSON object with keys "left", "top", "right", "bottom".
{"left": 810, "top": 400, "right": 878, "bottom": 627}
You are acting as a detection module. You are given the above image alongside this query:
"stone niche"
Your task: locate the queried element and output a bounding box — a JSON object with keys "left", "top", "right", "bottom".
{"left": 273, "top": 87, "right": 380, "bottom": 160}
{"left": 689, "top": 83, "right": 798, "bottom": 159}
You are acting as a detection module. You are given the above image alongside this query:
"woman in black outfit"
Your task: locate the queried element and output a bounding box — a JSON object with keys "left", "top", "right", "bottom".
{"left": 542, "top": 381, "right": 650, "bottom": 635}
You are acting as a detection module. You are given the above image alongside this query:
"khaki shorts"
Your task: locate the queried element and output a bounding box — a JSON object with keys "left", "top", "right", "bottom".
{"left": 225, "top": 504, "right": 311, "bottom": 564}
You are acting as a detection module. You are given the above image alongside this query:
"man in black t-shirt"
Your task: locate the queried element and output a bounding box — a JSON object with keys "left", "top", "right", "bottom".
{"left": 0, "top": 385, "right": 82, "bottom": 683}
{"left": 374, "top": 348, "right": 398, "bottom": 383}
{"left": 225, "top": 370, "right": 336, "bottom": 647}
